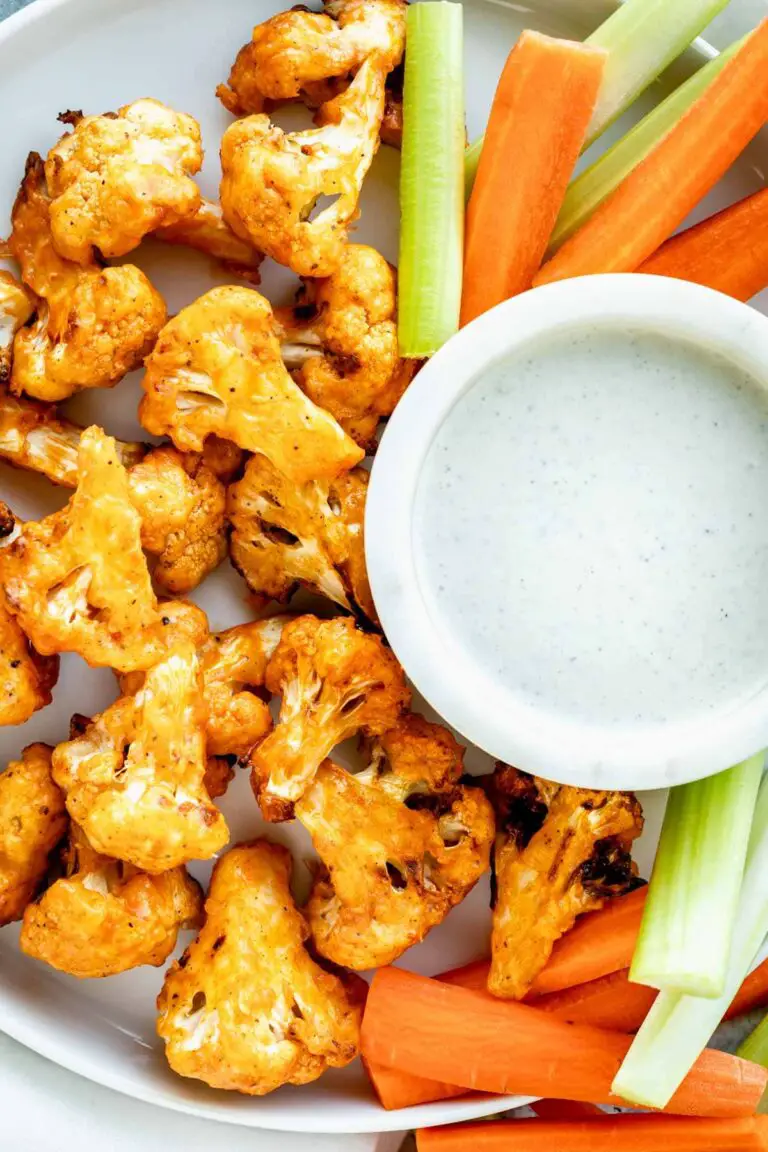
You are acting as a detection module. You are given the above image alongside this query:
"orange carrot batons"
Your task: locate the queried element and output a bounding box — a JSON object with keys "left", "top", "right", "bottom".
{"left": 638, "top": 188, "right": 768, "bottom": 302}
{"left": 460, "top": 32, "right": 606, "bottom": 326}
{"left": 535, "top": 19, "right": 768, "bottom": 285}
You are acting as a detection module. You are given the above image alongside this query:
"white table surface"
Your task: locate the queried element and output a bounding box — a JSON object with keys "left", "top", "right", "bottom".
{"left": 0, "top": 0, "right": 764, "bottom": 1148}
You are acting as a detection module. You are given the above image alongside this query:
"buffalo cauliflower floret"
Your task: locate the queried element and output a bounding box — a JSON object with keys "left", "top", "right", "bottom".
{"left": 0, "top": 271, "right": 35, "bottom": 384}
{"left": 155, "top": 198, "right": 264, "bottom": 284}
{"left": 220, "top": 55, "right": 387, "bottom": 277}
{"left": 45, "top": 101, "right": 202, "bottom": 262}
{"left": 487, "top": 764, "right": 644, "bottom": 1000}
{"left": 7, "top": 153, "right": 166, "bottom": 402}
{"left": 52, "top": 642, "right": 228, "bottom": 873}
{"left": 157, "top": 840, "right": 365, "bottom": 1094}
{"left": 0, "top": 427, "right": 203, "bottom": 671}
{"left": 275, "top": 244, "right": 414, "bottom": 449}
{"left": 250, "top": 615, "right": 409, "bottom": 820}
{"left": 217, "top": 0, "right": 405, "bottom": 116}
{"left": 121, "top": 617, "right": 284, "bottom": 758}
{"left": 0, "top": 744, "right": 67, "bottom": 926}
{"left": 228, "top": 453, "right": 376, "bottom": 621}
{"left": 0, "top": 392, "right": 225, "bottom": 595}
{"left": 296, "top": 716, "right": 494, "bottom": 968}
{"left": 20, "top": 824, "right": 203, "bottom": 978}
{"left": 140, "top": 285, "right": 362, "bottom": 481}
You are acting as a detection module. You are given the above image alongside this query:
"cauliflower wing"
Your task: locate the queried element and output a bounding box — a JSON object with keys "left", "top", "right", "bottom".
{"left": 228, "top": 453, "right": 375, "bottom": 621}
{"left": 52, "top": 642, "right": 228, "bottom": 873}
{"left": 140, "top": 285, "right": 362, "bottom": 481}
{"left": 45, "top": 101, "right": 202, "bottom": 262}
{"left": 220, "top": 55, "right": 387, "bottom": 277}
{"left": 120, "top": 617, "right": 284, "bottom": 758}
{"left": 155, "top": 198, "right": 264, "bottom": 284}
{"left": 217, "top": 0, "right": 405, "bottom": 116}
{"left": 0, "top": 271, "right": 34, "bottom": 384}
{"left": 275, "top": 244, "right": 414, "bottom": 449}
{"left": 0, "top": 744, "right": 67, "bottom": 926}
{"left": 487, "top": 764, "right": 644, "bottom": 1000}
{"left": 157, "top": 840, "right": 365, "bottom": 1094}
{"left": 20, "top": 824, "right": 202, "bottom": 978}
{"left": 250, "top": 615, "right": 409, "bottom": 820}
{"left": 296, "top": 716, "right": 495, "bottom": 968}
{"left": 7, "top": 153, "right": 166, "bottom": 402}
{"left": 0, "top": 427, "right": 204, "bottom": 671}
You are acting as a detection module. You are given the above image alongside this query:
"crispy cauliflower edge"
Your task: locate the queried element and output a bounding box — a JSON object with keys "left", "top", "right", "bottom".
{"left": 250, "top": 614, "right": 410, "bottom": 821}
{"left": 157, "top": 840, "right": 365, "bottom": 1094}
{"left": 487, "top": 763, "right": 644, "bottom": 999}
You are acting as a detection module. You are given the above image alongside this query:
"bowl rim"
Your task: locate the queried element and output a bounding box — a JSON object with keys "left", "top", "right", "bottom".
{"left": 366, "top": 273, "right": 768, "bottom": 792}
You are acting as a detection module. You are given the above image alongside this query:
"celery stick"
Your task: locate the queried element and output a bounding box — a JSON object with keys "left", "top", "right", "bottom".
{"left": 630, "top": 752, "right": 763, "bottom": 998}
{"left": 612, "top": 760, "right": 768, "bottom": 1111}
{"left": 549, "top": 37, "right": 745, "bottom": 252}
{"left": 738, "top": 1014, "right": 768, "bottom": 1114}
{"left": 464, "top": 0, "right": 730, "bottom": 199}
{"left": 398, "top": 2, "right": 464, "bottom": 358}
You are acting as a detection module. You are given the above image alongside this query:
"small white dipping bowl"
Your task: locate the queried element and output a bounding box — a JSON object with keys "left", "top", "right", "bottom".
{"left": 366, "top": 274, "right": 768, "bottom": 791}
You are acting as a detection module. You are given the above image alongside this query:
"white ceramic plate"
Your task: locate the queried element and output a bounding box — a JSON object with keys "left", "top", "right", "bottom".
{"left": 0, "top": 0, "right": 765, "bottom": 1134}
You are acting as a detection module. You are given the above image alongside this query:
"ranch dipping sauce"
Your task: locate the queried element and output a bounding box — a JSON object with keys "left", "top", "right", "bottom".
{"left": 414, "top": 324, "right": 768, "bottom": 733}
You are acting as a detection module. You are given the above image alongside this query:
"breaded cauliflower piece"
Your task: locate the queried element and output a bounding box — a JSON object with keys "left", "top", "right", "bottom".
{"left": 220, "top": 55, "right": 387, "bottom": 277}
{"left": 0, "top": 271, "right": 35, "bottom": 384}
{"left": 7, "top": 153, "right": 166, "bottom": 402}
{"left": 155, "top": 198, "right": 264, "bottom": 284}
{"left": 121, "top": 617, "right": 284, "bottom": 758}
{"left": 275, "top": 245, "right": 414, "bottom": 449}
{"left": 140, "top": 285, "right": 362, "bottom": 481}
{"left": 228, "top": 453, "right": 375, "bottom": 621}
{"left": 296, "top": 716, "right": 495, "bottom": 968}
{"left": 52, "top": 642, "right": 228, "bottom": 873}
{"left": 487, "top": 764, "right": 644, "bottom": 1000}
{"left": 45, "top": 101, "right": 202, "bottom": 262}
{"left": 0, "top": 744, "right": 67, "bottom": 926}
{"left": 250, "top": 615, "right": 409, "bottom": 820}
{"left": 0, "top": 427, "right": 202, "bottom": 672}
{"left": 157, "top": 840, "right": 365, "bottom": 1094}
{"left": 217, "top": 0, "right": 405, "bottom": 116}
{"left": 0, "top": 392, "right": 225, "bottom": 595}
{"left": 20, "top": 824, "right": 202, "bottom": 978}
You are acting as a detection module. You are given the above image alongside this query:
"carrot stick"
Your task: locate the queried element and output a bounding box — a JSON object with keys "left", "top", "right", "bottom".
{"left": 531, "top": 1100, "right": 603, "bottom": 1120}
{"left": 729, "top": 958, "right": 768, "bottom": 1020}
{"left": 460, "top": 31, "right": 605, "bottom": 326}
{"left": 536, "top": 969, "right": 657, "bottom": 1032}
{"left": 416, "top": 1114, "right": 768, "bottom": 1152}
{"left": 638, "top": 188, "right": 768, "bottom": 302}
{"left": 529, "top": 886, "right": 647, "bottom": 996}
{"left": 534, "top": 19, "right": 768, "bottom": 286}
{"left": 361, "top": 968, "right": 768, "bottom": 1118}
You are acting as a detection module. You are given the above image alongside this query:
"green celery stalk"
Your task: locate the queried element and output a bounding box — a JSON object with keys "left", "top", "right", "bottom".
{"left": 630, "top": 752, "right": 764, "bottom": 998}
{"left": 612, "top": 760, "right": 768, "bottom": 1111}
{"left": 398, "top": 2, "right": 464, "bottom": 358}
{"left": 464, "top": 0, "right": 730, "bottom": 199}
{"left": 549, "top": 37, "right": 745, "bottom": 252}
{"left": 737, "top": 1013, "right": 768, "bottom": 1113}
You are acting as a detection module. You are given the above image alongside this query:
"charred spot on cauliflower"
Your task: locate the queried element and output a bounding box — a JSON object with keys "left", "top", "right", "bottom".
{"left": 139, "top": 285, "right": 362, "bottom": 482}
{"left": 45, "top": 99, "right": 202, "bottom": 262}
{"left": 228, "top": 453, "right": 376, "bottom": 622}
{"left": 0, "top": 427, "right": 202, "bottom": 672}
{"left": 0, "top": 744, "right": 68, "bottom": 926}
{"left": 7, "top": 153, "right": 166, "bottom": 402}
{"left": 20, "top": 824, "right": 203, "bottom": 978}
{"left": 220, "top": 56, "right": 387, "bottom": 278}
{"left": 52, "top": 642, "right": 228, "bottom": 873}
{"left": 296, "top": 714, "right": 494, "bottom": 968}
{"left": 156, "top": 840, "right": 365, "bottom": 1094}
{"left": 250, "top": 614, "right": 409, "bottom": 821}
{"left": 486, "top": 763, "right": 644, "bottom": 999}
{"left": 275, "top": 244, "right": 414, "bottom": 449}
